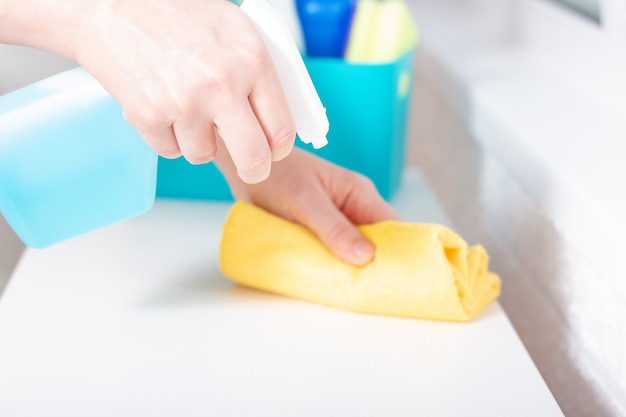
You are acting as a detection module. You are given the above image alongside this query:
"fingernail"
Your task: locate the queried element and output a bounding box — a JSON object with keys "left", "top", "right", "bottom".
{"left": 351, "top": 240, "right": 374, "bottom": 265}
{"left": 238, "top": 165, "right": 271, "bottom": 184}
{"left": 271, "top": 144, "right": 293, "bottom": 162}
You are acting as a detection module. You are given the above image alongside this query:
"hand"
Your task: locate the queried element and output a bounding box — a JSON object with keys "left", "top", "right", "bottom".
{"left": 216, "top": 142, "right": 401, "bottom": 266}
{"left": 86, "top": 0, "right": 297, "bottom": 183}
{"left": 1, "top": 0, "right": 296, "bottom": 184}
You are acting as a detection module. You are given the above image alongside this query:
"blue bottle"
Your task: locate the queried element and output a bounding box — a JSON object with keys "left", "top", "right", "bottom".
{"left": 296, "top": 0, "right": 356, "bottom": 57}
{"left": 0, "top": 68, "right": 157, "bottom": 248}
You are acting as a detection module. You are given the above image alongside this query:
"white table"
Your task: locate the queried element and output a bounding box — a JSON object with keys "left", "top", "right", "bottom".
{"left": 0, "top": 170, "right": 564, "bottom": 417}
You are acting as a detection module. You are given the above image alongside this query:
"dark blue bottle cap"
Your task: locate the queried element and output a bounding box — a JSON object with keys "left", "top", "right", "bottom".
{"left": 296, "top": 0, "right": 356, "bottom": 57}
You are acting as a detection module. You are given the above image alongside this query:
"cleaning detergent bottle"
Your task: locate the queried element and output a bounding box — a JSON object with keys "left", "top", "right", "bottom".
{"left": 0, "top": 0, "right": 327, "bottom": 249}
{"left": 0, "top": 69, "right": 157, "bottom": 249}
{"left": 265, "top": 0, "right": 305, "bottom": 51}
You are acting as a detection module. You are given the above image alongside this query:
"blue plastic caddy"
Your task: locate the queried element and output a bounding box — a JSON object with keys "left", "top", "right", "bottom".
{"left": 156, "top": 51, "right": 415, "bottom": 201}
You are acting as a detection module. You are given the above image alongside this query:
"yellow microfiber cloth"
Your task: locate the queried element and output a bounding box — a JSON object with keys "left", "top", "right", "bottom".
{"left": 219, "top": 201, "right": 501, "bottom": 322}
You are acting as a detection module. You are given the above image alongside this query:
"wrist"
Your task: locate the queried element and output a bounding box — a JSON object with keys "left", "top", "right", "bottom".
{"left": 0, "top": 0, "right": 91, "bottom": 60}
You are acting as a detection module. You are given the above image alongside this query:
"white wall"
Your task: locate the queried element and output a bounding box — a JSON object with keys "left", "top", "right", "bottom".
{"left": 0, "top": 45, "right": 76, "bottom": 293}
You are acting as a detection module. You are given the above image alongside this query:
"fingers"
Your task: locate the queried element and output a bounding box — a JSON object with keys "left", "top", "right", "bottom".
{"left": 248, "top": 64, "right": 296, "bottom": 162}
{"left": 82, "top": 0, "right": 295, "bottom": 183}
{"left": 129, "top": 81, "right": 293, "bottom": 182}
{"left": 299, "top": 170, "right": 402, "bottom": 266}
{"left": 172, "top": 118, "right": 217, "bottom": 165}
{"left": 340, "top": 175, "right": 401, "bottom": 225}
{"left": 215, "top": 42, "right": 295, "bottom": 182}
{"left": 214, "top": 97, "right": 274, "bottom": 183}
{"left": 307, "top": 182, "right": 400, "bottom": 266}
{"left": 293, "top": 193, "right": 376, "bottom": 267}
{"left": 137, "top": 55, "right": 294, "bottom": 183}
{"left": 191, "top": 65, "right": 294, "bottom": 182}
{"left": 236, "top": 150, "right": 401, "bottom": 267}
{"left": 132, "top": 122, "right": 181, "bottom": 159}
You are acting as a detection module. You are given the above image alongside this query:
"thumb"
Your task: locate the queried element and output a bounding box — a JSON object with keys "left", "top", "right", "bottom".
{"left": 293, "top": 198, "right": 375, "bottom": 267}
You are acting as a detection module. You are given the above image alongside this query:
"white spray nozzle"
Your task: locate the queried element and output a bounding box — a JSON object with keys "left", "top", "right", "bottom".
{"left": 241, "top": 0, "right": 329, "bottom": 149}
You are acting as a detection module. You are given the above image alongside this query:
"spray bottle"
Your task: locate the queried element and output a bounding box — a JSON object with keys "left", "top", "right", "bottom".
{"left": 0, "top": 0, "right": 328, "bottom": 248}
{"left": 241, "top": 0, "right": 329, "bottom": 148}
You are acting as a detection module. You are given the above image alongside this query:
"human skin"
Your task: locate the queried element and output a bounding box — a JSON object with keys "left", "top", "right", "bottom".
{"left": 0, "top": 0, "right": 401, "bottom": 265}
{"left": 215, "top": 139, "right": 400, "bottom": 265}
{"left": 1, "top": 0, "right": 295, "bottom": 183}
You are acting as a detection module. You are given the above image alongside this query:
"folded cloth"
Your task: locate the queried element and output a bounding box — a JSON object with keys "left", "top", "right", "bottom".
{"left": 219, "top": 201, "right": 501, "bottom": 322}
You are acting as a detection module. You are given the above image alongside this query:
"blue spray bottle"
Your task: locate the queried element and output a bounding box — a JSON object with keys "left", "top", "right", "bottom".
{"left": 0, "top": 69, "right": 157, "bottom": 249}
{"left": 0, "top": 0, "right": 327, "bottom": 249}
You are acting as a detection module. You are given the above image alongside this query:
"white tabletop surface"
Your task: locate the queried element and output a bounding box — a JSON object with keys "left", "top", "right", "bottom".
{"left": 0, "top": 169, "right": 564, "bottom": 417}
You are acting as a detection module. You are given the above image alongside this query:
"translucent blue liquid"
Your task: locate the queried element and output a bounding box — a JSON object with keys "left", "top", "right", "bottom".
{"left": 0, "top": 68, "right": 157, "bottom": 248}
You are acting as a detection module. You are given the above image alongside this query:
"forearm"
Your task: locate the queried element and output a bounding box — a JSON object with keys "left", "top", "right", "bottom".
{"left": 0, "top": 0, "right": 87, "bottom": 59}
